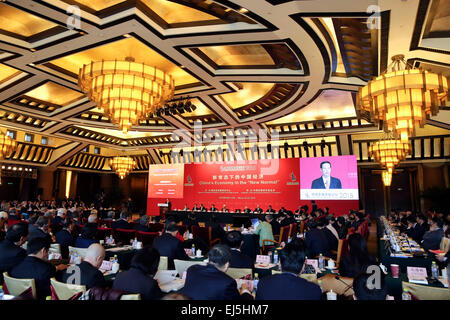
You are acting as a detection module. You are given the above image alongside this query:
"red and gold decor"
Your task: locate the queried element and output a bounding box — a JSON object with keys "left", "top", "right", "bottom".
{"left": 368, "top": 132, "right": 410, "bottom": 173}
{"left": 357, "top": 54, "right": 448, "bottom": 142}
{"left": 78, "top": 57, "right": 175, "bottom": 134}
{"left": 0, "top": 130, "right": 17, "bottom": 185}
{"left": 110, "top": 156, "right": 136, "bottom": 179}
{"left": 382, "top": 170, "right": 392, "bottom": 187}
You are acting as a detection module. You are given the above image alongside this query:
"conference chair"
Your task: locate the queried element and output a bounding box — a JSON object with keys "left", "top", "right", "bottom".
{"left": 136, "top": 231, "right": 159, "bottom": 246}
{"left": 226, "top": 268, "right": 252, "bottom": 280}
{"left": 158, "top": 256, "right": 168, "bottom": 271}
{"left": 2, "top": 272, "right": 37, "bottom": 299}
{"left": 7, "top": 219, "right": 21, "bottom": 227}
{"left": 191, "top": 226, "right": 221, "bottom": 249}
{"left": 96, "top": 227, "right": 113, "bottom": 241}
{"left": 440, "top": 237, "right": 450, "bottom": 253}
{"left": 148, "top": 223, "right": 164, "bottom": 233}
{"left": 115, "top": 228, "right": 136, "bottom": 245}
{"left": 174, "top": 259, "right": 206, "bottom": 278}
{"left": 120, "top": 294, "right": 141, "bottom": 300}
{"left": 68, "top": 246, "right": 88, "bottom": 259}
{"left": 50, "top": 278, "right": 86, "bottom": 300}
{"left": 331, "top": 238, "right": 349, "bottom": 268}
{"left": 261, "top": 225, "right": 290, "bottom": 254}
{"left": 402, "top": 281, "right": 450, "bottom": 300}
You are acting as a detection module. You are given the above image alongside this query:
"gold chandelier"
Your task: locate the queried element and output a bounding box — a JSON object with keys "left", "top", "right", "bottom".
{"left": 110, "top": 156, "right": 136, "bottom": 179}
{"left": 382, "top": 170, "right": 392, "bottom": 187}
{"left": 78, "top": 58, "right": 175, "bottom": 133}
{"left": 368, "top": 132, "right": 410, "bottom": 173}
{"left": 357, "top": 54, "right": 448, "bottom": 142}
{"left": 0, "top": 130, "right": 17, "bottom": 185}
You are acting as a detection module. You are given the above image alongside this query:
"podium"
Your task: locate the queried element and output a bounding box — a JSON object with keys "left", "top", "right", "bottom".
{"left": 158, "top": 203, "right": 171, "bottom": 220}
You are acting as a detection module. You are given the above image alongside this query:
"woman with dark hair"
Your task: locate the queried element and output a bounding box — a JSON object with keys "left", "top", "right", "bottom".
{"left": 338, "top": 233, "right": 376, "bottom": 278}
{"left": 112, "top": 246, "right": 163, "bottom": 300}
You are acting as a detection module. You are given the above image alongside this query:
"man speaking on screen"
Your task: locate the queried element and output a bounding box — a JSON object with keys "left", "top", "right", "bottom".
{"left": 311, "top": 161, "right": 342, "bottom": 189}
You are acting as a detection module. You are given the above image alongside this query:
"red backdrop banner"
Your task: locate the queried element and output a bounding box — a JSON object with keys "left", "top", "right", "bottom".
{"left": 147, "top": 158, "right": 359, "bottom": 216}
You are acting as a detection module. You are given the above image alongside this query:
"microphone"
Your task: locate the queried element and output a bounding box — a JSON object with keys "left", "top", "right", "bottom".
{"left": 335, "top": 275, "right": 353, "bottom": 295}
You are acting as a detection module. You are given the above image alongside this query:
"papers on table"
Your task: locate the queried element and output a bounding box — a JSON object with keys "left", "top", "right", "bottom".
{"left": 106, "top": 245, "right": 133, "bottom": 252}
{"left": 256, "top": 255, "right": 270, "bottom": 264}
{"left": 390, "top": 252, "right": 413, "bottom": 258}
{"left": 2, "top": 295, "right": 15, "bottom": 300}
{"left": 160, "top": 279, "right": 185, "bottom": 293}
{"left": 438, "top": 277, "right": 449, "bottom": 288}
{"left": 407, "top": 267, "right": 428, "bottom": 285}
{"left": 254, "top": 263, "right": 276, "bottom": 269}
{"left": 154, "top": 270, "right": 185, "bottom": 292}
{"left": 100, "top": 260, "right": 113, "bottom": 272}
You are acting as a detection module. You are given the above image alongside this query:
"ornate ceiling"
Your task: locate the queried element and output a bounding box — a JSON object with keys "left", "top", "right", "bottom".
{"left": 0, "top": 0, "right": 448, "bottom": 172}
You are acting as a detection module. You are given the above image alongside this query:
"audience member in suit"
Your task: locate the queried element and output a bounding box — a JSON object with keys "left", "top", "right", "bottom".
{"left": 0, "top": 222, "right": 28, "bottom": 284}
{"left": 133, "top": 210, "right": 146, "bottom": 223}
{"left": 28, "top": 216, "right": 52, "bottom": 244}
{"left": 253, "top": 215, "right": 274, "bottom": 248}
{"left": 339, "top": 233, "right": 376, "bottom": 278}
{"left": 113, "top": 246, "right": 163, "bottom": 300}
{"left": 75, "top": 223, "right": 98, "bottom": 248}
{"left": 10, "top": 237, "right": 67, "bottom": 300}
{"left": 414, "top": 214, "right": 429, "bottom": 242}
{"left": 60, "top": 243, "right": 106, "bottom": 289}
{"left": 310, "top": 201, "right": 318, "bottom": 215}
{"left": 268, "top": 214, "right": 280, "bottom": 236}
{"left": 281, "top": 212, "right": 296, "bottom": 227}
{"left": 353, "top": 266, "right": 388, "bottom": 300}
{"left": 256, "top": 238, "right": 322, "bottom": 300}
{"left": 183, "top": 213, "right": 199, "bottom": 233}
{"left": 183, "top": 244, "right": 253, "bottom": 300}
{"left": 422, "top": 217, "right": 445, "bottom": 251}
{"left": 50, "top": 208, "right": 66, "bottom": 230}
{"left": 134, "top": 215, "right": 151, "bottom": 232}
{"left": 207, "top": 216, "right": 226, "bottom": 242}
{"left": 111, "top": 212, "right": 132, "bottom": 230}
{"left": 333, "top": 216, "right": 348, "bottom": 239}
{"left": 55, "top": 219, "right": 76, "bottom": 259}
{"left": 304, "top": 220, "right": 331, "bottom": 258}
{"left": 224, "top": 231, "right": 254, "bottom": 269}
{"left": 152, "top": 221, "right": 190, "bottom": 270}
{"left": 323, "top": 216, "right": 339, "bottom": 252}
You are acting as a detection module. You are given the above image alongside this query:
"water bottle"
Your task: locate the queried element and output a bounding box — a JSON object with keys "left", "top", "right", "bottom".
{"left": 402, "top": 288, "right": 411, "bottom": 300}
{"left": 0, "top": 285, "right": 4, "bottom": 300}
{"left": 113, "top": 254, "right": 118, "bottom": 263}
{"left": 273, "top": 250, "right": 279, "bottom": 264}
{"left": 318, "top": 253, "right": 324, "bottom": 269}
{"left": 431, "top": 261, "right": 439, "bottom": 280}
{"left": 253, "top": 273, "right": 259, "bottom": 290}
{"left": 191, "top": 244, "right": 195, "bottom": 256}
{"left": 133, "top": 237, "right": 138, "bottom": 248}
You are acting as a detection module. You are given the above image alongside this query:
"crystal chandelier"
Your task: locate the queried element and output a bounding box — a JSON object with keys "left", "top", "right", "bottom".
{"left": 382, "top": 170, "right": 392, "bottom": 187}
{"left": 110, "top": 156, "right": 136, "bottom": 179}
{"left": 368, "top": 132, "right": 410, "bottom": 173}
{"left": 78, "top": 58, "right": 175, "bottom": 133}
{"left": 0, "top": 130, "right": 17, "bottom": 185}
{"left": 357, "top": 54, "right": 448, "bottom": 142}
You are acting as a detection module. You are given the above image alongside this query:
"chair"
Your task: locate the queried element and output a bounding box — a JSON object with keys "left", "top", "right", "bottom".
{"left": 402, "top": 281, "right": 450, "bottom": 300}
{"left": 50, "top": 278, "right": 86, "bottom": 300}
{"left": 319, "top": 273, "right": 354, "bottom": 297}
{"left": 174, "top": 259, "right": 205, "bottom": 277}
{"left": 440, "top": 237, "right": 450, "bottom": 253}
{"left": 357, "top": 221, "right": 369, "bottom": 239}
{"left": 261, "top": 225, "right": 290, "bottom": 254}
{"left": 7, "top": 219, "right": 21, "bottom": 227}
{"left": 49, "top": 243, "right": 61, "bottom": 255}
{"left": 136, "top": 231, "right": 159, "bottom": 246}
{"left": 335, "top": 238, "right": 349, "bottom": 267}
{"left": 120, "top": 293, "right": 141, "bottom": 300}
{"left": 191, "top": 226, "right": 221, "bottom": 249}
{"left": 96, "top": 227, "right": 113, "bottom": 241}
{"left": 115, "top": 228, "right": 136, "bottom": 245}
{"left": 226, "top": 268, "right": 252, "bottom": 280}
{"left": 2, "top": 272, "right": 37, "bottom": 299}
{"left": 158, "top": 256, "right": 168, "bottom": 270}
{"left": 148, "top": 223, "right": 164, "bottom": 233}
{"left": 68, "top": 246, "right": 88, "bottom": 259}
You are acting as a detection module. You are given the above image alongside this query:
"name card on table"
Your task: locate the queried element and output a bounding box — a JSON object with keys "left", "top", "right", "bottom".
{"left": 305, "top": 259, "right": 318, "bottom": 268}
{"left": 256, "top": 255, "right": 271, "bottom": 265}
{"left": 407, "top": 266, "right": 428, "bottom": 284}
{"left": 100, "top": 260, "right": 113, "bottom": 271}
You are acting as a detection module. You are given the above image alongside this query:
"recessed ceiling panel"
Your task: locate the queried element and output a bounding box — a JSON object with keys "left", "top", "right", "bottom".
{"left": 0, "top": 63, "right": 20, "bottom": 83}
{"left": 219, "top": 83, "right": 275, "bottom": 109}
{"left": 24, "top": 82, "right": 84, "bottom": 106}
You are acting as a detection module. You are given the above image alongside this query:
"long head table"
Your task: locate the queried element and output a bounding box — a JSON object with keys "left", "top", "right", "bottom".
{"left": 165, "top": 210, "right": 273, "bottom": 226}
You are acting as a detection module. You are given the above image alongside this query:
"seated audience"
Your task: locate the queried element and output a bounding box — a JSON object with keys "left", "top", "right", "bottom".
{"left": 339, "top": 233, "right": 376, "bottom": 278}
{"left": 305, "top": 220, "right": 331, "bottom": 258}
{"left": 323, "top": 216, "right": 339, "bottom": 252}
{"left": 112, "top": 212, "right": 132, "bottom": 230}
{"left": 422, "top": 217, "right": 445, "bottom": 251}
{"left": 28, "top": 216, "right": 52, "bottom": 243}
{"left": 135, "top": 215, "right": 151, "bottom": 232}
{"left": 112, "top": 246, "right": 163, "bottom": 300}
{"left": 183, "top": 244, "right": 252, "bottom": 300}
{"left": 252, "top": 215, "right": 274, "bottom": 248}
{"left": 224, "top": 231, "right": 253, "bottom": 269}
{"left": 75, "top": 223, "right": 98, "bottom": 248}
{"left": 55, "top": 219, "right": 76, "bottom": 259}
{"left": 0, "top": 222, "right": 28, "bottom": 283}
{"left": 152, "top": 221, "right": 190, "bottom": 270}
{"left": 333, "top": 216, "right": 348, "bottom": 239}
{"left": 10, "top": 237, "right": 67, "bottom": 300}
{"left": 0, "top": 211, "right": 7, "bottom": 241}
{"left": 352, "top": 267, "right": 388, "bottom": 300}
{"left": 256, "top": 239, "right": 322, "bottom": 300}
{"left": 267, "top": 214, "right": 280, "bottom": 236}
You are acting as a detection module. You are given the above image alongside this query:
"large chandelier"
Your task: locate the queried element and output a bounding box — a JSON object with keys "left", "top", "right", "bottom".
{"left": 382, "top": 170, "right": 392, "bottom": 187}
{"left": 357, "top": 54, "right": 448, "bottom": 142}
{"left": 0, "top": 130, "right": 17, "bottom": 185}
{"left": 368, "top": 132, "right": 410, "bottom": 173}
{"left": 110, "top": 156, "right": 136, "bottom": 179}
{"left": 78, "top": 58, "right": 175, "bottom": 133}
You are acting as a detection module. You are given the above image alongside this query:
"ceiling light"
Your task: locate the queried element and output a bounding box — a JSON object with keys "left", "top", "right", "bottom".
{"left": 239, "top": 8, "right": 249, "bottom": 13}
{"left": 368, "top": 132, "right": 410, "bottom": 173}
{"left": 382, "top": 170, "right": 392, "bottom": 186}
{"left": 110, "top": 156, "right": 136, "bottom": 179}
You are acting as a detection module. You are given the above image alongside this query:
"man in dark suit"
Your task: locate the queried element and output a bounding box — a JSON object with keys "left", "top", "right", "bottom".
{"left": 311, "top": 161, "right": 342, "bottom": 189}
{"left": 267, "top": 214, "right": 280, "bottom": 236}
{"left": 224, "top": 231, "right": 253, "bottom": 269}
{"left": 0, "top": 222, "right": 28, "bottom": 284}
{"left": 10, "top": 237, "right": 67, "bottom": 300}
{"left": 199, "top": 204, "right": 207, "bottom": 212}
{"left": 305, "top": 220, "right": 331, "bottom": 258}
{"left": 323, "top": 217, "right": 339, "bottom": 252}
{"left": 414, "top": 214, "right": 429, "bottom": 242}
{"left": 152, "top": 221, "right": 190, "bottom": 270}
{"left": 112, "top": 212, "right": 132, "bottom": 230}
{"left": 28, "top": 216, "right": 53, "bottom": 243}
{"left": 183, "top": 244, "right": 253, "bottom": 300}
{"left": 210, "top": 204, "right": 218, "bottom": 212}
{"left": 256, "top": 239, "right": 322, "bottom": 300}
{"left": 134, "top": 215, "right": 151, "bottom": 232}
{"left": 55, "top": 219, "right": 76, "bottom": 259}
{"left": 253, "top": 205, "right": 263, "bottom": 214}
{"left": 60, "top": 243, "right": 106, "bottom": 289}
{"left": 243, "top": 207, "right": 252, "bottom": 214}
{"left": 266, "top": 205, "right": 275, "bottom": 214}
{"left": 422, "top": 218, "right": 445, "bottom": 251}
{"left": 192, "top": 204, "right": 200, "bottom": 212}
